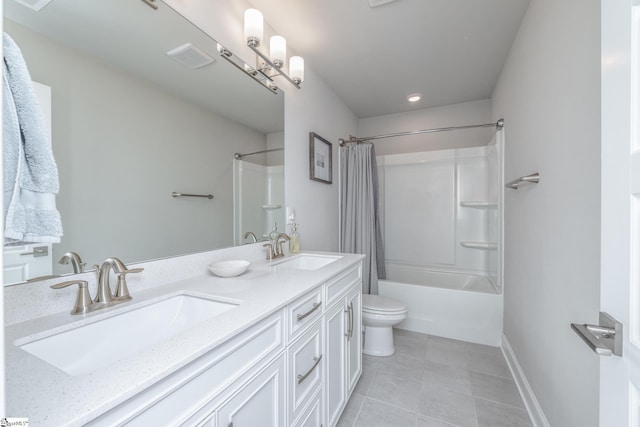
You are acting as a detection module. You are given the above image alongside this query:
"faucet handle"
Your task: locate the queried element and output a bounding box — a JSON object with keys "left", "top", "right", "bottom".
{"left": 51, "top": 280, "right": 92, "bottom": 315}
{"left": 114, "top": 267, "right": 144, "bottom": 301}
{"left": 263, "top": 242, "right": 276, "bottom": 260}
{"left": 275, "top": 233, "right": 291, "bottom": 258}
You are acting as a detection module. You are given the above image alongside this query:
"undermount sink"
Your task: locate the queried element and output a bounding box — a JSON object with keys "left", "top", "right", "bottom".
{"left": 17, "top": 293, "right": 238, "bottom": 376}
{"left": 273, "top": 254, "right": 342, "bottom": 271}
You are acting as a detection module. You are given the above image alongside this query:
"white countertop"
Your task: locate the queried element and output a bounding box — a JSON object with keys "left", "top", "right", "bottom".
{"left": 6, "top": 251, "right": 364, "bottom": 426}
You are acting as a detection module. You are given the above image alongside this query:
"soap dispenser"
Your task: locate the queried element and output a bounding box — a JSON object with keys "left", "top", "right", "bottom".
{"left": 269, "top": 222, "right": 279, "bottom": 241}
{"left": 289, "top": 222, "right": 300, "bottom": 253}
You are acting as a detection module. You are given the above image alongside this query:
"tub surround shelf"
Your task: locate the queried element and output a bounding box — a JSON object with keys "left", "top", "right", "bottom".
{"left": 262, "top": 203, "right": 282, "bottom": 210}
{"left": 459, "top": 201, "right": 497, "bottom": 208}
{"left": 460, "top": 241, "right": 498, "bottom": 250}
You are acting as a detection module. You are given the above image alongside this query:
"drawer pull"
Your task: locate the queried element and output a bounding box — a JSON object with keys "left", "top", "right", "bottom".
{"left": 297, "top": 355, "right": 322, "bottom": 384}
{"left": 297, "top": 302, "right": 321, "bottom": 322}
{"left": 345, "top": 302, "right": 354, "bottom": 338}
{"left": 20, "top": 246, "right": 49, "bottom": 257}
{"left": 348, "top": 301, "right": 354, "bottom": 338}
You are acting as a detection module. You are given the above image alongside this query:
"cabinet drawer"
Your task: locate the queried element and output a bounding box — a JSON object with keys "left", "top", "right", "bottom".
{"left": 288, "top": 319, "right": 323, "bottom": 423}
{"left": 291, "top": 388, "right": 323, "bottom": 427}
{"left": 325, "top": 264, "right": 361, "bottom": 308}
{"left": 287, "top": 286, "right": 323, "bottom": 341}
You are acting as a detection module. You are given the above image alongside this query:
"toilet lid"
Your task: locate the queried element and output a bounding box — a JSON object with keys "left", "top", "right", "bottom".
{"left": 362, "top": 294, "right": 407, "bottom": 313}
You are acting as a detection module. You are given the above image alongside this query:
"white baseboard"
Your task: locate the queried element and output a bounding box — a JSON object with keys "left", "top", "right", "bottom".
{"left": 501, "top": 334, "right": 551, "bottom": 427}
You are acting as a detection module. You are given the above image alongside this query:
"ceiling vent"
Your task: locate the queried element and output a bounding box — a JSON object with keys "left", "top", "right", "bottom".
{"left": 368, "top": 0, "right": 397, "bottom": 7}
{"left": 166, "top": 43, "right": 215, "bottom": 69}
{"left": 14, "top": 0, "right": 53, "bottom": 12}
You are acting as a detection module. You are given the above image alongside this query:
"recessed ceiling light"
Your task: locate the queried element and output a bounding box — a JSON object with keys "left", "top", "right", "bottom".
{"left": 407, "top": 94, "right": 422, "bottom": 103}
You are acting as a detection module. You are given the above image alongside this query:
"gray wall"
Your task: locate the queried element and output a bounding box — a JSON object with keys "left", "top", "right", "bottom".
{"left": 358, "top": 99, "right": 493, "bottom": 155}
{"left": 6, "top": 20, "right": 267, "bottom": 269}
{"left": 491, "top": 0, "right": 601, "bottom": 425}
{"left": 284, "top": 65, "right": 358, "bottom": 252}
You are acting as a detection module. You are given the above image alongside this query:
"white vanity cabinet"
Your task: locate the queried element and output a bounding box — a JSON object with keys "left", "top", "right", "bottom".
{"left": 83, "top": 261, "right": 362, "bottom": 427}
{"left": 88, "top": 311, "right": 286, "bottom": 427}
{"left": 324, "top": 265, "right": 363, "bottom": 427}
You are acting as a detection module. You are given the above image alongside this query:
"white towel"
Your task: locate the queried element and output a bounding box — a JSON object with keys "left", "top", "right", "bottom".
{"left": 3, "top": 32, "right": 62, "bottom": 243}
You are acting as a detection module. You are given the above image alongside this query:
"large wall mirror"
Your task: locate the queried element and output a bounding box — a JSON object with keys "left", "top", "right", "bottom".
{"left": 3, "top": 0, "right": 285, "bottom": 284}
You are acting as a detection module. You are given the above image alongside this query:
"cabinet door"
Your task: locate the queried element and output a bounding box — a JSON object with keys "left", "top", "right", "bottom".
{"left": 324, "top": 302, "right": 347, "bottom": 427}
{"left": 215, "top": 354, "right": 286, "bottom": 427}
{"left": 291, "top": 388, "right": 323, "bottom": 427}
{"left": 345, "top": 287, "right": 362, "bottom": 397}
{"left": 3, "top": 243, "right": 52, "bottom": 284}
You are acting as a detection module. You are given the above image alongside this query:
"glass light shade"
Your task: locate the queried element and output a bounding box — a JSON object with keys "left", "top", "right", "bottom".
{"left": 244, "top": 9, "right": 263, "bottom": 46}
{"left": 270, "top": 36, "right": 287, "bottom": 68}
{"left": 289, "top": 56, "right": 304, "bottom": 83}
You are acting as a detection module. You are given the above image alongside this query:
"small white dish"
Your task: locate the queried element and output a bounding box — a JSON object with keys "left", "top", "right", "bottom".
{"left": 208, "top": 260, "right": 251, "bottom": 278}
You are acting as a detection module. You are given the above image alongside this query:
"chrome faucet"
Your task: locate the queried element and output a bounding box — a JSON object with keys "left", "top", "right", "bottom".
{"left": 263, "top": 233, "right": 290, "bottom": 260}
{"left": 94, "top": 257, "right": 127, "bottom": 304}
{"left": 244, "top": 231, "right": 258, "bottom": 243}
{"left": 58, "top": 251, "right": 85, "bottom": 273}
{"left": 51, "top": 257, "right": 144, "bottom": 315}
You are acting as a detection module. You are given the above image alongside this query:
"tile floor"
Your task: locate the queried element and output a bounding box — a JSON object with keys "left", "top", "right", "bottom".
{"left": 337, "top": 329, "right": 533, "bottom": 427}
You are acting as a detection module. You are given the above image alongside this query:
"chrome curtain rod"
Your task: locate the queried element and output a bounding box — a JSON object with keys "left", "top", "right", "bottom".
{"left": 339, "top": 119, "right": 504, "bottom": 146}
{"left": 234, "top": 148, "right": 284, "bottom": 159}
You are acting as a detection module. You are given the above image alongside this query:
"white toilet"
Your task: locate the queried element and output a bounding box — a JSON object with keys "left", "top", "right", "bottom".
{"left": 361, "top": 294, "right": 408, "bottom": 356}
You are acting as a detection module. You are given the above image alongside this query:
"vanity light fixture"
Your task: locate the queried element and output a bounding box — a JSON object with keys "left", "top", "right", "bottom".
{"left": 289, "top": 56, "right": 305, "bottom": 85}
{"left": 243, "top": 8, "right": 304, "bottom": 89}
{"left": 244, "top": 9, "right": 264, "bottom": 47}
{"left": 217, "top": 43, "right": 280, "bottom": 94}
{"left": 270, "top": 36, "right": 287, "bottom": 68}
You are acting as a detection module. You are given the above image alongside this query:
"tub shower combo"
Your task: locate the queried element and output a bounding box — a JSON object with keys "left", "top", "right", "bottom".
{"left": 341, "top": 120, "right": 505, "bottom": 350}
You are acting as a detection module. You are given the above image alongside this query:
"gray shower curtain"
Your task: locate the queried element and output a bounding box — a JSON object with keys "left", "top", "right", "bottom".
{"left": 339, "top": 143, "right": 386, "bottom": 294}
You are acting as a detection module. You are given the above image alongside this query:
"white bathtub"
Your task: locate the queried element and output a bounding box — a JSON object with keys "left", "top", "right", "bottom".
{"left": 378, "top": 266, "right": 503, "bottom": 346}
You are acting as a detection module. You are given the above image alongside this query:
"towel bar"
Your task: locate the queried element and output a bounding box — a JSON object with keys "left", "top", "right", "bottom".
{"left": 505, "top": 172, "right": 540, "bottom": 190}
{"left": 171, "top": 192, "right": 214, "bottom": 200}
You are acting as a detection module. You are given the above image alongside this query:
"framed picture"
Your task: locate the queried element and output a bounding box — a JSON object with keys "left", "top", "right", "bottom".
{"left": 309, "top": 132, "right": 332, "bottom": 184}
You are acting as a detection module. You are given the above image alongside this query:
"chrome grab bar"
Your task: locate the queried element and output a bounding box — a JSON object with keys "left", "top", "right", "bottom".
{"left": 297, "top": 302, "right": 321, "bottom": 322}
{"left": 172, "top": 192, "right": 214, "bottom": 200}
{"left": 505, "top": 172, "right": 540, "bottom": 190}
{"left": 297, "top": 355, "right": 322, "bottom": 384}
